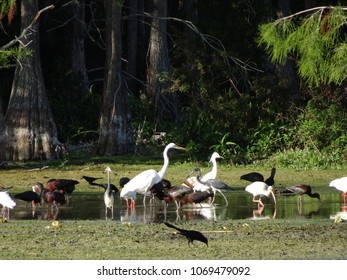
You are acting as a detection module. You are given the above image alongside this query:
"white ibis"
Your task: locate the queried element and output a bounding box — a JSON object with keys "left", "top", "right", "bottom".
{"left": 0, "top": 191, "right": 16, "bottom": 220}
{"left": 104, "top": 166, "right": 114, "bottom": 219}
{"left": 329, "top": 177, "right": 347, "bottom": 205}
{"left": 120, "top": 143, "right": 186, "bottom": 209}
{"left": 245, "top": 181, "right": 276, "bottom": 207}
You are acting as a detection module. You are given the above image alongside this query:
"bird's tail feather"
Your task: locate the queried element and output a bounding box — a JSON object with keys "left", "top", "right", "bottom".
{"left": 164, "top": 222, "right": 181, "bottom": 231}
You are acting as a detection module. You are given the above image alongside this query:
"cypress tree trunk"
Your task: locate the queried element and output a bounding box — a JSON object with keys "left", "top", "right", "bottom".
{"left": 4, "top": 0, "right": 59, "bottom": 161}
{"left": 146, "top": 0, "right": 181, "bottom": 122}
{"left": 97, "top": 0, "right": 135, "bottom": 155}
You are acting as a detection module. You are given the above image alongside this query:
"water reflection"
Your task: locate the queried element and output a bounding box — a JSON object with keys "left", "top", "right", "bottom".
{"left": 10, "top": 190, "right": 346, "bottom": 223}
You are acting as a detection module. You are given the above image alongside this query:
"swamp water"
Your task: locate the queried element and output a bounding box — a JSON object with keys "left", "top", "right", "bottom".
{"left": 10, "top": 190, "right": 346, "bottom": 223}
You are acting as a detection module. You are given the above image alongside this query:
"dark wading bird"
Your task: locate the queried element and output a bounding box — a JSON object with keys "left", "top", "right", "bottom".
{"left": 280, "top": 184, "right": 321, "bottom": 203}
{"left": 46, "top": 179, "right": 79, "bottom": 204}
{"left": 164, "top": 222, "right": 208, "bottom": 246}
{"left": 179, "top": 191, "right": 214, "bottom": 206}
{"left": 240, "top": 167, "right": 277, "bottom": 186}
{"left": 14, "top": 190, "right": 42, "bottom": 208}
{"left": 164, "top": 184, "right": 193, "bottom": 210}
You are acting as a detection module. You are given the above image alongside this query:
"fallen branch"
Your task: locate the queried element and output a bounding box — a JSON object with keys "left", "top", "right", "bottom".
{"left": 1, "top": 4, "right": 55, "bottom": 50}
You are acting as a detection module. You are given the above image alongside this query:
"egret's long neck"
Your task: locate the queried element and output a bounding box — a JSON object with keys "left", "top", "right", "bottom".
{"left": 210, "top": 159, "right": 218, "bottom": 179}
{"left": 157, "top": 146, "right": 170, "bottom": 179}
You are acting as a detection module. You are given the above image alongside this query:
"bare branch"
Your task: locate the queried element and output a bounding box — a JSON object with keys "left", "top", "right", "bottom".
{"left": 1, "top": 5, "right": 55, "bottom": 50}
{"left": 275, "top": 6, "right": 347, "bottom": 23}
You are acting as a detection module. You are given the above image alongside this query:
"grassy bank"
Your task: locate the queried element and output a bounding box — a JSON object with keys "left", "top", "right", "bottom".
{"left": 0, "top": 218, "right": 346, "bottom": 260}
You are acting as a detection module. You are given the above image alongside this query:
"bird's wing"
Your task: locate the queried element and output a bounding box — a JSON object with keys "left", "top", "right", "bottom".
{"left": 0, "top": 191, "right": 16, "bottom": 208}
{"left": 240, "top": 172, "right": 264, "bottom": 182}
{"left": 205, "top": 179, "right": 233, "bottom": 190}
{"left": 125, "top": 169, "right": 160, "bottom": 194}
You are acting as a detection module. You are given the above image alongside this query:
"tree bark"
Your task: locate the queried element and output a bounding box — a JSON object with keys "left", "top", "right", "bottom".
{"left": 68, "top": 0, "right": 90, "bottom": 95}
{"left": 4, "top": 0, "right": 59, "bottom": 161}
{"left": 146, "top": 0, "right": 181, "bottom": 122}
{"left": 97, "top": 0, "right": 135, "bottom": 155}
{"left": 124, "top": 0, "right": 138, "bottom": 95}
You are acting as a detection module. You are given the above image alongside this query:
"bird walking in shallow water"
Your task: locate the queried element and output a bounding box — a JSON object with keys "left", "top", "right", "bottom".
{"left": 281, "top": 184, "right": 321, "bottom": 204}
{"left": 120, "top": 143, "right": 186, "bottom": 209}
{"left": 164, "top": 222, "right": 208, "bottom": 246}
{"left": 14, "top": 190, "right": 42, "bottom": 208}
{"left": 245, "top": 181, "right": 276, "bottom": 208}
{"left": 329, "top": 177, "right": 347, "bottom": 205}
{"left": 0, "top": 191, "right": 16, "bottom": 220}
{"left": 104, "top": 166, "right": 114, "bottom": 219}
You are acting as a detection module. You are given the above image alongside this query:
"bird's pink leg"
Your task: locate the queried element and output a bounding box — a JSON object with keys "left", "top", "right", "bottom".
{"left": 253, "top": 197, "right": 264, "bottom": 207}
{"left": 130, "top": 200, "right": 136, "bottom": 209}
{"left": 342, "top": 193, "right": 347, "bottom": 205}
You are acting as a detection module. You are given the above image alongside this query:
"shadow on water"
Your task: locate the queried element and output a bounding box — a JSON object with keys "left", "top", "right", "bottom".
{"left": 10, "top": 190, "right": 346, "bottom": 223}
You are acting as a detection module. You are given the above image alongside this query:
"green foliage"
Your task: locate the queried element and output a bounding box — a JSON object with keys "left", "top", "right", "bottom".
{"left": 273, "top": 148, "right": 345, "bottom": 170}
{"left": 0, "top": 47, "right": 31, "bottom": 68}
{"left": 296, "top": 100, "right": 347, "bottom": 154}
{"left": 258, "top": 7, "right": 347, "bottom": 87}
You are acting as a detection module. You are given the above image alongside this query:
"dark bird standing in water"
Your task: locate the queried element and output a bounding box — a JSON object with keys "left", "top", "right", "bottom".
{"left": 280, "top": 184, "right": 321, "bottom": 202}
{"left": 14, "top": 191, "right": 42, "bottom": 208}
{"left": 240, "top": 167, "right": 276, "bottom": 186}
{"left": 164, "top": 222, "right": 208, "bottom": 246}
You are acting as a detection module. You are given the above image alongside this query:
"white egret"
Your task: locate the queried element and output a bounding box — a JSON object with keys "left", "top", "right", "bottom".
{"left": 201, "top": 152, "right": 224, "bottom": 182}
{"left": 120, "top": 143, "right": 186, "bottom": 208}
{"left": 104, "top": 166, "right": 114, "bottom": 219}
{"left": 329, "top": 177, "right": 347, "bottom": 205}
{"left": 184, "top": 152, "right": 223, "bottom": 188}
{"left": 245, "top": 181, "right": 276, "bottom": 207}
{"left": 0, "top": 191, "right": 16, "bottom": 220}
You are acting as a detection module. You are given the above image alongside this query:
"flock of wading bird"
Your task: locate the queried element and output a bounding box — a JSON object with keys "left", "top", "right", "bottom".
{"left": 1, "top": 142, "right": 347, "bottom": 246}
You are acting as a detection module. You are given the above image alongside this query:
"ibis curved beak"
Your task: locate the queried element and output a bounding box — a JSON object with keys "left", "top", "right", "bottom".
{"left": 270, "top": 189, "right": 277, "bottom": 205}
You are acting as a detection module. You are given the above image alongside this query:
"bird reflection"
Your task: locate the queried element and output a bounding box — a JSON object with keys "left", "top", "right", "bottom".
{"left": 330, "top": 204, "right": 347, "bottom": 222}
{"left": 249, "top": 205, "right": 276, "bottom": 220}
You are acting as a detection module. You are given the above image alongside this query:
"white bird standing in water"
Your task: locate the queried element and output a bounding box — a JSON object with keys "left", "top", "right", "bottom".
{"left": 120, "top": 143, "right": 186, "bottom": 209}
{"left": 201, "top": 152, "right": 224, "bottom": 182}
{"left": 104, "top": 166, "right": 114, "bottom": 219}
{"left": 0, "top": 191, "right": 16, "bottom": 220}
{"left": 245, "top": 181, "right": 276, "bottom": 208}
{"left": 329, "top": 177, "right": 347, "bottom": 205}
{"left": 184, "top": 152, "right": 223, "bottom": 188}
